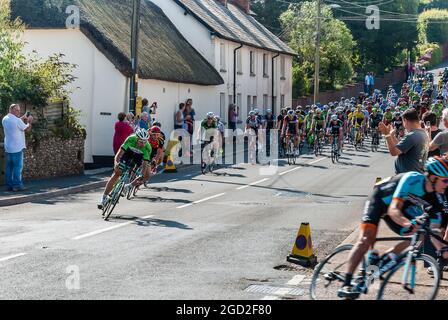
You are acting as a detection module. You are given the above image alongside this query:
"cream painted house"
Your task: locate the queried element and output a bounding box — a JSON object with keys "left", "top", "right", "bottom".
{"left": 11, "top": 0, "right": 294, "bottom": 166}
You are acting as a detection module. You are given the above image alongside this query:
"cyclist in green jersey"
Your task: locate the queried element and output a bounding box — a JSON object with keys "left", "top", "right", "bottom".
{"left": 98, "top": 128, "right": 154, "bottom": 209}
{"left": 382, "top": 107, "right": 393, "bottom": 126}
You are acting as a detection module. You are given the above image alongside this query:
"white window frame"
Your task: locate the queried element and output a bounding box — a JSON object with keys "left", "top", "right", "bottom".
{"left": 263, "top": 54, "right": 269, "bottom": 77}
{"left": 253, "top": 96, "right": 258, "bottom": 108}
{"left": 237, "top": 50, "right": 243, "bottom": 74}
{"left": 247, "top": 95, "right": 252, "bottom": 116}
{"left": 250, "top": 51, "right": 255, "bottom": 75}
{"left": 280, "top": 56, "right": 286, "bottom": 79}
{"left": 280, "top": 94, "right": 285, "bottom": 108}
{"left": 263, "top": 94, "right": 268, "bottom": 113}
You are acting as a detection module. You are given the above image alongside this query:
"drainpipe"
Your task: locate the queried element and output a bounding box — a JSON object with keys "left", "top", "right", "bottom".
{"left": 272, "top": 52, "right": 280, "bottom": 111}
{"left": 233, "top": 43, "right": 243, "bottom": 105}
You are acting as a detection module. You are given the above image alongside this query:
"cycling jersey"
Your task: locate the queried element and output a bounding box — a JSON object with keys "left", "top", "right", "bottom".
{"left": 370, "top": 113, "right": 382, "bottom": 129}
{"left": 149, "top": 136, "right": 165, "bottom": 158}
{"left": 246, "top": 116, "right": 261, "bottom": 130}
{"left": 120, "top": 134, "right": 153, "bottom": 168}
{"left": 393, "top": 117, "right": 403, "bottom": 131}
{"left": 352, "top": 111, "right": 365, "bottom": 127}
{"left": 264, "top": 115, "right": 276, "bottom": 131}
{"left": 284, "top": 115, "right": 299, "bottom": 135}
{"left": 383, "top": 112, "right": 393, "bottom": 122}
{"left": 328, "top": 120, "right": 343, "bottom": 135}
{"left": 362, "top": 172, "right": 447, "bottom": 234}
{"left": 313, "top": 114, "right": 325, "bottom": 130}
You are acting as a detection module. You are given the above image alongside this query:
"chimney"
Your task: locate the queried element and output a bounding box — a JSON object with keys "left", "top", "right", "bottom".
{"left": 217, "top": 0, "right": 228, "bottom": 6}
{"left": 229, "top": 0, "right": 250, "bottom": 14}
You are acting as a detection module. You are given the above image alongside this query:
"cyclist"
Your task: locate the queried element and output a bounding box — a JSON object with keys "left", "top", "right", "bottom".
{"left": 392, "top": 112, "right": 404, "bottom": 139}
{"left": 199, "top": 112, "right": 219, "bottom": 167}
{"left": 311, "top": 108, "right": 326, "bottom": 146}
{"left": 370, "top": 107, "right": 382, "bottom": 140}
{"left": 338, "top": 156, "right": 448, "bottom": 299}
{"left": 98, "top": 128, "right": 153, "bottom": 210}
{"left": 277, "top": 108, "right": 288, "bottom": 156}
{"left": 327, "top": 114, "right": 343, "bottom": 156}
{"left": 382, "top": 107, "right": 393, "bottom": 126}
{"left": 246, "top": 110, "right": 262, "bottom": 164}
{"left": 282, "top": 110, "right": 300, "bottom": 156}
{"left": 351, "top": 105, "right": 366, "bottom": 143}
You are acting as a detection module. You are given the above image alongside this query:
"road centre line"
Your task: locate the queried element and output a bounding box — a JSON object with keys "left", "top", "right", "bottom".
{"left": 72, "top": 215, "right": 155, "bottom": 240}
{"left": 176, "top": 193, "right": 226, "bottom": 209}
{"left": 287, "top": 275, "right": 306, "bottom": 286}
{"left": 279, "top": 166, "right": 302, "bottom": 176}
{"left": 0, "top": 253, "right": 27, "bottom": 263}
{"left": 236, "top": 178, "right": 270, "bottom": 190}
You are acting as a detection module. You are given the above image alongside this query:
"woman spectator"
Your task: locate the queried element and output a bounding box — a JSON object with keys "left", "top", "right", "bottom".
{"left": 126, "top": 112, "right": 136, "bottom": 130}
{"left": 175, "top": 103, "right": 186, "bottom": 130}
{"left": 113, "top": 112, "right": 134, "bottom": 154}
{"left": 185, "top": 99, "right": 196, "bottom": 121}
{"left": 138, "top": 112, "right": 151, "bottom": 130}
{"left": 228, "top": 104, "right": 239, "bottom": 131}
{"left": 141, "top": 98, "right": 150, "bottom": 114}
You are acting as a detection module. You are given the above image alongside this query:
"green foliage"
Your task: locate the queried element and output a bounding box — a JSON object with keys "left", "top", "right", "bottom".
{"left": 418, "top": 42, "right": 442, "bottom": 68}
{"left": 280, "top": 1, "right": 355, "bottom": 96}
{"left": 0, "top": 0, "right": 84, "bottom": 146}
{"left": 418, "top": 9, "right": 448, "bottom": 44}
{"left": 51, "top": 106, "right": 87, "bottom": 140}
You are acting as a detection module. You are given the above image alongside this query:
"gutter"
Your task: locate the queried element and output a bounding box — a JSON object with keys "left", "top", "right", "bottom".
{"left": 272, "top": 52, "right": 280, "bottom": 111}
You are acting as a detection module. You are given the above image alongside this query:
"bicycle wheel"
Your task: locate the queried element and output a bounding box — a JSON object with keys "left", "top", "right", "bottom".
{"left": 310, "top": 244, "right": 365, "bottom": 300}
{"left": 377, "top": 254, "right": 440, "bottom": 300}
{"left": 331, "top": 148, "right": 336, "bottom": 164}
{"left": 104, "top": 183, "right": 123, "bottom": 221}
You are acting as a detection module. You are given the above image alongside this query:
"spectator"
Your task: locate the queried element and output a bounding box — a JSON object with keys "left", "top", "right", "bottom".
{"left": 185, "top": 99, "right": 196, "bottom": 121}
{"left": 138, "top": 112, "right": 151, "bottom": 130}
{"left": 175, "top": 103, "right": 186, "bottom": 130}
{"left": 113, "top": 112, "right": 134, "bottom": 155}
{"left": 2, "top": 104, "right": 33, "bottom": 192}
{"left": 150, "top": 101, "right": 158, "bottom": 115}
{"left": 364, "top": 73, "right": 371, "bottom": 94}
{"left": 185, "top": 114, "right": 194, "bottom": 136}
{"left": 379, "top": 108, "right": 429, "bottom": 174}
{"left": 428, "top": 109, "right": 448, "bottom": 157}
{"left": 126, "top": 112, "right": 136, "bottom": 130}
{"left": 228, "top": 104, "right": 239, "bottom": 131}
{"left": 141, "top": 98, "right": 150, "bottom": 114}
{"left": 368, "top": 72, "right": 375, "bottom": 96}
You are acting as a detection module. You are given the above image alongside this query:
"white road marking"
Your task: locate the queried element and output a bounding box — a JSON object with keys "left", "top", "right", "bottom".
{"left": 72, "top": 215, "right": 155, "bottom": 240}
{"left": 279, "top": 166, "right": 302, "bottom": 176}
{"left": 236, "top": 178, "right": 270, "bottom": 190}
{"left": 287, "top": 275, "right": 306, "bottom": 286}
{"left": 308, "top": 157, "right": 326, "bottom": 165}
{"left": 261, "top": 296, "right": 279, "bottom": 300}
{"left": 274, "top": 287, "right": 291, "bottom": 296}
{"left": 0, "top": 253, "right": 27, "bottom": 262}
{"left": 176, "top": 193, "right": 226, "bottom": 209}
{"left": 168, "top": 179, "right": 178, "bottom": 182}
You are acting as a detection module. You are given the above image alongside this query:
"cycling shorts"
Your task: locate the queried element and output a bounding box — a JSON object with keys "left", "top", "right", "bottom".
{"left": 119, "top": 151, "right": 144, "bottom": 171}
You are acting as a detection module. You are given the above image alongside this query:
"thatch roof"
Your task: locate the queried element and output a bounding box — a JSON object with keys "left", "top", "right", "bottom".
{"left": 10, "top": 0, "right": 224, "bottom": 86}
{"left": 173, "top": 0, "right": 296, "bottom": 56}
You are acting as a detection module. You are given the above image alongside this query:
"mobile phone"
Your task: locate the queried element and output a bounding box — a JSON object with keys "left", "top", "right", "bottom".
{"left": 426, "top": 121, "right": 431, "bottom": 128}
{"left": 25, "top": 111, "right": 31, "bottom": 117}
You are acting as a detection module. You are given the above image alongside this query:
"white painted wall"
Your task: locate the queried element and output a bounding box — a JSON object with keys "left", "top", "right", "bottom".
{"left": 152, "top": 0, "right": 293, "bottom": 122}
{"left": 23, "top": 29, "right": 127, "bottom": 163}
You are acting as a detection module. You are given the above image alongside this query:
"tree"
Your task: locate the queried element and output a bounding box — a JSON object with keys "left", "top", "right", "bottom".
{"left": 280, "top": 1, "right": 356, "bottom": 96}
{"left": 332, "top": 0, "right": 420, "bottom": 75}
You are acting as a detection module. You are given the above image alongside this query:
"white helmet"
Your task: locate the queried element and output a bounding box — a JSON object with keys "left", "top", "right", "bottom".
{"left": 135, "top": 128, "right": 149, "bottom": 141}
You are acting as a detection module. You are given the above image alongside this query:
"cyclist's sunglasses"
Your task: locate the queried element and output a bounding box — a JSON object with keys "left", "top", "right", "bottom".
{"left": 436, "top": 176, "right": 448, "bottom": 184}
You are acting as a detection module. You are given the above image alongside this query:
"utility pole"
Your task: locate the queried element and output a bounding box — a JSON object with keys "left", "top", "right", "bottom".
{"left": 129, "top": 0, "right": 141, "bottom": 114}
{"left": 313, "top": 0, "right": 322, "bottom": 105}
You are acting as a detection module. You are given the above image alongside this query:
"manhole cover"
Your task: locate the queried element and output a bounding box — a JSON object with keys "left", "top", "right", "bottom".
{"left": 245, "top": 285, "right": 305, "bottom": 297}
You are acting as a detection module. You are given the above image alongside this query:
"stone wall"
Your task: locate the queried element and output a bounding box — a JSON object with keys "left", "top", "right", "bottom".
{"left": 22, "top": 137, "right": 85, "bottom": 180}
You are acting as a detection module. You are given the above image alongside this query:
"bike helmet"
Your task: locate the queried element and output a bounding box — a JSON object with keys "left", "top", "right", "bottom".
{"left": 207, "top": 112, "right": 215, "bottom": 119}
{"left": 153, "top": 121, "right": 162, "bottom": 128}
{"left": 372, "top": 108, "right": 377, "bottom": 113}
{"left": 249, "top": 111, "right": 256, "bottom": 116}
{"left": 426, "top": 156, "right": 448, "bottom": 177}
{"left": 266, "top": 109, "right": 272, "bottom": 114}
{"left": 135, "top": 128, "right": 150, "bottom": 141}
{"left": 331, "top": 114, "right": 338, "bottom": 121}
{"left": 150, "top": 126, "right": 161, "bottom": 134}
{"left": 254, "top": 108, "right": 259, "bottom": 115}
{"left": 287, "top": 110, "right": 295, "bottom": 117}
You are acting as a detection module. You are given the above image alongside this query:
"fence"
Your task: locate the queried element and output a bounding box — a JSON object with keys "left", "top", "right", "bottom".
{"left": 23, "top": 100, "right": 68, "bottom": 129}
{"left": 293, "top": 66, "right": 407, "bottom": 106}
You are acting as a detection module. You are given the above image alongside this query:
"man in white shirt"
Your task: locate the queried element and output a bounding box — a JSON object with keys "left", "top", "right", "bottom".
{"left": 2, "top": 104, "right": 33, "bottom": 191}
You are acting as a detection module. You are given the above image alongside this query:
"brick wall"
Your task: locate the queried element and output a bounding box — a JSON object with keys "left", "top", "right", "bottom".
{"left": 293, "top": 66, "right": 407, "bottom": 107}
{"left": 22, "top": 137, "right": 85, "bottom": 180}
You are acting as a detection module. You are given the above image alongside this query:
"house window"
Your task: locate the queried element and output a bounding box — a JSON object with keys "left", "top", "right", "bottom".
{"left": 250, "top": 51, "right": 255, "bottom": 76}
{"left": 220, "top": 43, "right": 226, "bottom": 72}
{"left": 263, "top": 54, "right": 269, "bottom": 77}
{"left": 280, "top": 56, "right": 286, "bottom": 79}
{"left": 263, "top": 94, "right": 268, "bottom": 113}
{"left": 247, "top": 95, "right": 252, "bottom": 116}
{"left": 253, "top": 96, "right": 258, "bottom": 108}
{"left": 220, "top": 93, "right": 226, "bottom": 119}
{"left": 281, "top": 94, "right": 285, "bottom": 108}
{"left": 237, "top": 50, "right": 243, "bottom": 74}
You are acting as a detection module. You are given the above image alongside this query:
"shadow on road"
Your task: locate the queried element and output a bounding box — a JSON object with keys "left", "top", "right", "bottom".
{"left": 131, "top": 196, "right": 190, "bottom": 204}
{"left": 113, "top": 215, "right": 193, "bottom": 230}
{"left": 147, "top": 187, "right": 193, "bottom": 194}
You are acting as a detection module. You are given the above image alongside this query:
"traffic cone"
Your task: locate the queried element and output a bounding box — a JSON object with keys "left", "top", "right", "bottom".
{"left": 287, "top": 222, "right": 317, "bottom": 268}
{"left": 164, "top": 154, "right": 177, "bottom": 173}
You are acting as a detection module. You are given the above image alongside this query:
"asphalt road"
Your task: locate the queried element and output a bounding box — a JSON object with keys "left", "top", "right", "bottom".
{"left": 0, "top": 137, "right": 397, "bottom": 300}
